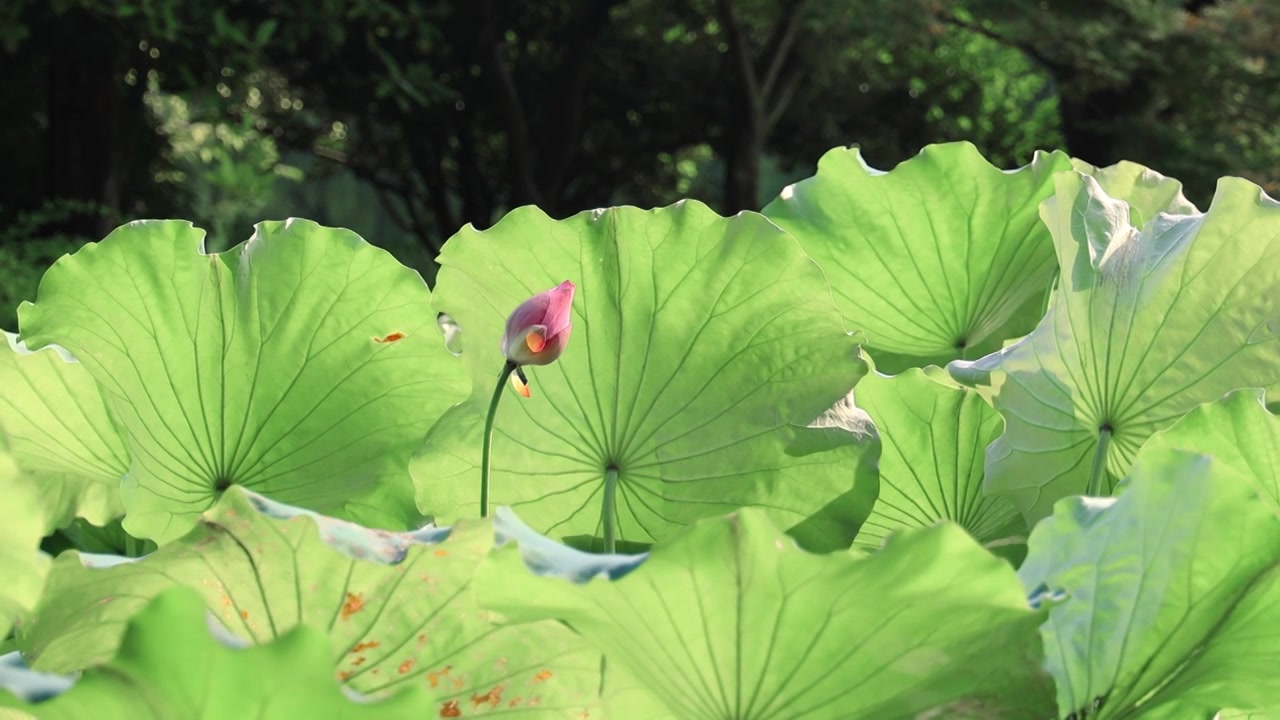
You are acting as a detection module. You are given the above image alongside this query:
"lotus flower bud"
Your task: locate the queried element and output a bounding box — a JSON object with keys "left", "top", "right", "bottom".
{"left": 500, "top": 280, "right": 575, "bottom": 368}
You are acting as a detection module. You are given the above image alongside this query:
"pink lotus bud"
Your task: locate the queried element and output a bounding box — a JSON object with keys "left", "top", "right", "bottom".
{"left": 500, "top": 280, "right": 575, "bottom": 371}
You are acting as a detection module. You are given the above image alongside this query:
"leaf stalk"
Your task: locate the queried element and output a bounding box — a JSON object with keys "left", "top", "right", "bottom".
{"left": 1087, "top": 425, "right": 1113, "bottom": 497}
{"left": 480, "top": 360, "right": 518, "bottom": 518}
{"left": 602, "top": 465, "right": 619, "bottom": 553}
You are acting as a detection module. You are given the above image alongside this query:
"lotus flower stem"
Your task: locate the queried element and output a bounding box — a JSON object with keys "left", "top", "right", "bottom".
{"left": 1086, "top": 425, "right": 1113, "bottom": 497}
{"left": 480, "top": 360, "right": 518, "bottom": 518}
{"left": 602, "top": 465, "right": 619, "bottom": 553}
{"left": 486, "top": 280, "right": 574, "bottom": 518}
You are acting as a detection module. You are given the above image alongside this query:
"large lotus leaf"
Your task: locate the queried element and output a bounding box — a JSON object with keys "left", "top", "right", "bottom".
{"left": 949, "top": 173, "right": 1280, "bottom": 522}
{"left": 476, "top": 508, "right": 1055, "bottom": 719}
{"left": 1140, "top": 389, "right": 1278, "bottom": 509}
{"left": 15, "top": 489, "right": 602, "bottom": 717}
{"left": 411, "top": 201, "right": 875, "bottom": 550}
{"left": 0, "top": 332, "right": 127, "bottom": 532}
{"left": 16, "top": 219, "right": 468, "bottom": 544}
{"left": 0, "top": 450, "right": 49, "bottom": 639}
{"left": 1020, "top": 448, "right": 1280, "bottom": 718}
{"left": 761, "top": 142, "right": 1072, "bottom": 372}
{"left": 0, "top": 588, "right": 428, "bottom": 718}
{"left": 1071, "top": 158, "right": 1198, "bottom": 227}
{"left": 852, "top": 367, "right": 1023, "bottom": 550}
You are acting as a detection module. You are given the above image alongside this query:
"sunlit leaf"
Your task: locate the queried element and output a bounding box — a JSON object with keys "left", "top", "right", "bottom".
{"left": 0, "top": 332, "right": 127, "bottom": 531}
{"left": 0, "top": 449, "right": 49, "bottom": 639}
{"left": 852, "top": 367, "right": 1023, "bottom": 550}
{"left": 16, "top": 488, "right": 601, "bottom": 717}
{"left": 1071, "top": 158, "right": 1199, "bottom": 226}
{"left": 1021, "top": 448, "right": 1280, "bottom": 718}
{"left": 0, "top": 588, "right": 428, "bottom": 718}
{"left": 1139, "top": 388, "right": 1279, "bottom": 508}
{"left": 763, "top": 142, "right": 1072, "bottom": 371}
{"left": 412, "top": 202, "right": 876, "bottom": 550}
{"left": 16, "top": 219, "right": 468, "bottom": 543}
{"left": 478, "top": 508, "right": 1055, "bottom": 719}
{"left": 950, "top": 173, "right": 1280, "bottom": 521}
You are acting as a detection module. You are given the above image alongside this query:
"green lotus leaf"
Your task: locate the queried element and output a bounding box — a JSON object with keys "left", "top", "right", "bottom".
{"left": 0, "top": 449, "right": 50, "bottom": 639}
{"left": 0, "top": 332, "right": 127, "bottom": 532}
{"left": 1139, "top": 388, "right": 1278, "bottom": 510}
{"left": 477, "top": 508, "right": 1055, "bottom": 719}
{"left": 411, "top": 202, "right": 876, "bottom": 550}
{"left": 0, "top": 588, "right": 428, "bottom": 719}
{"left": 950, "top": 173, "right": 1280, "bottom": 522}
{"left": 599, "top": 662, "right": 675, "bottom": 720}
{"left": 1071, "top": 158, "right": 1199, "bottom": 226}
{"left": 1020, "top": 448, "right": 1280, "bottom": 718}
{"left": 851, "top": 367, "right": 1023, "bottom": 550}
{"left": 15, "top": 487, "right": 602, "bottom": 717}
{"left": 761, "top": 142, "right": 1072, "bottom": 372}
{"left": 16, "top": 219, "right": 468, "bottom": 544}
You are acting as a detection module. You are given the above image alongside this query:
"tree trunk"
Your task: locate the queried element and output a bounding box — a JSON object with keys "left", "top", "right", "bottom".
{"left": 715, "top": 0, "right": 806, "bottom": 214}
{"left": 723, "top": 116, "right": 764, "bottom": 213}
{"left": 536, "top": 0, "right": 626, "bottom": 215}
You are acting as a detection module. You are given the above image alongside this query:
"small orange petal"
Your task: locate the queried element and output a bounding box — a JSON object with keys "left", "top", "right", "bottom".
{"left": 510, "top": 372, "right": 531, "bottom": 398}
{"left": 525, "top": 330, "right": 546, "bottom": 353}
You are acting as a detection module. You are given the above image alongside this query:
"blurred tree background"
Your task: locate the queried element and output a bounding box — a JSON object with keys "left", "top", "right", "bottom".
{"left": 1, "top": 0, "right": 1277, "bottom": 325}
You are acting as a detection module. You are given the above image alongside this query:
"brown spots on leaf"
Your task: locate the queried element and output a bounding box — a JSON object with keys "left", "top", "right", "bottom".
{"left": 508, "top": 697, "right": 523, "bottom": 708}
{"left": 439, "top": 700, "right": 461, "bottom": 718}
{"left": 533, "top": 670, "right": 552, "bottom": 683}
{"left": 373, "top": 332, "right": 406, "bottom": 344}
{"left": 337, "top": 670, "right": 352, "bottom": 681}
{"left": 417, "top": 633, "right": 428, "bottom": 644}
{"left": 351, "top": 641, "right": 380, "bottom": 653}
{"left": 452, "top": 677, "right": 465, "bottom": 690}
{"left": 220, "top": 595, "right": 232, "bottom": 607}
{"left": 398, "top": 659, "right": 415, "bottom": 674}
{"left": 340, "top": 592, "right": 365, "bottom": 620}
{"left": 427, "top": 666, "right": 452, "bottom": 688}
{"left": 433, "top": 548, "right": 448, "bottom": 557}
{"left": 471, "top": 684, "right": 505, "bottom": 708}
{"left": 352, "top": 657, "right": 366, "bottom": 666}
{"left": 239, "top": 610, "right": 249, "bottom": 620}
